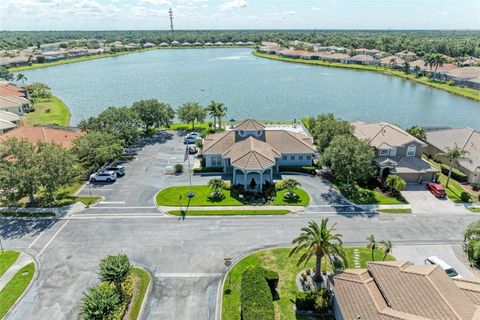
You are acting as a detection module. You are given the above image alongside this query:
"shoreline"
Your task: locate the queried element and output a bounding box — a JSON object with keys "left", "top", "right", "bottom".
{"left": 24, "top": 95, "right": 71, "bottom": 127}
{"left": 252, "top": 51, "right": 480, "bottom": 103}
{"left": 9, "top": 46, "right": 254, "bottom": 72}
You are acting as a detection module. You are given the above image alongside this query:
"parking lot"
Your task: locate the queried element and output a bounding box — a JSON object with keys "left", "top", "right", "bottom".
{"left": 401, "top": 184, "right": 470, "bottom": 214}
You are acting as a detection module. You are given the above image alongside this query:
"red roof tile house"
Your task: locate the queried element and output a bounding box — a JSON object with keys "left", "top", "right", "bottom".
{"left": 0, "top": 126, "right": 84, "bottom": 149}
{"left": 332, "top": 261, "right": 480, "bottom": 320}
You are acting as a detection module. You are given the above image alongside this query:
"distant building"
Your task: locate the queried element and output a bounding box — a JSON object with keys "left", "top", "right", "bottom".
{"left": 143, "top": 42, "right": 156, "bottom": 48}
{"left": 345, "top": 54, "right": 378, "bottom": 65}
{"left": 379, "top": 55, "right": 406, "bottom": 67}
{"left": 396, "top": 50, "right": 417, "bottom": 62}
{"left": 0, "top": 127, "right": 84, "bottom": 149}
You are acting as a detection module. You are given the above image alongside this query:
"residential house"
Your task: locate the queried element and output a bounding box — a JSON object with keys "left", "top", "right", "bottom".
{"left": 0, "top": 119, "right": 17, "bottom": 134}
{"left": 352, "top": 121, "right": 439, "bottom": 183}
{"left": 204, "top": 42, "right": 213, "bottom": 46}
{"left": 396, "top": 50, "right": 417, "bottom": 62}
{"left": 355, "top": 48, "right": 383, "bottom": 57}
{"left": 0, "top": 110, "right": 22, "bottom": 133}
{"left": 445, "top": 67, "right": 480, "bottom": 90}
{"left": 171, "top": 41, "right": 180, "bottom": 46}
{"left": 345, "top": 54, "right": 378, "bottom": 65}
{"left": 182, "top": 42, "right": 192, "bottom": 46}
{"left": 202, "top": 119, "right": 316, "bottom": 191}
{"left": 259, "top": 43, "right": 284, "bottom": 54}
{"left": 142, "top": 42, "right": 156, "bottom": 48}
{"left": 0, "top": 126, "right": 84, "bottom": 149}
{"left": 379, "top": 55, "right": 406, "bottom": 68}
{"left": 425, "top": 127, "right": 480, "bottom": 184}
{"left": 193, "top": 42, "right": 203, "bottom": 46}
{"left": 323, "top": 53, "right": 350, "bottom": 63}
{"left": 214, "top": 42, "right": 224, "bottom": 46}
{"left": 159, "top": 42, "right": 169, "bottom": 47}
{"left": 0, "top": 97, "right": 30, "bottom": 114}
{"left": 225, "top": 42, "right": 233, "bottom": 46}
{"left": 333, "top": 260, "right": 480, "bottom": 320}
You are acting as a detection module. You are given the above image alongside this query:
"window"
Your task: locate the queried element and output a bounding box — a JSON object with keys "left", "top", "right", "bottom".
{"left": 211, "top": 155, "right": 223, "bottom": 166}
{"left": 379, "top": 149, "right": 389, "bottom": 156}
{"left": 306, "top": 156, "right": 311, "bottom": 160}
{"left": 299, "top": 156, "right": 304, "bottom": 160}
{"left": 290, "top": 156, "right": 295, "bottom": 160}
{"left": 282, "top": 156, "right": 287, "bottom": 160}
{"left": 406, "top": 145, "right": 416, "bottom": 157}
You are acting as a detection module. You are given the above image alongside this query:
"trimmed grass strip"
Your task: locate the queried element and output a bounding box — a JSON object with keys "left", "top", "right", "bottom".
{"left": 379, "top": 208, "right": 412, "bottom": 214}
{"left": 0, "top": 262, "right": 35, "bottom": 319}
{"left": 468, "top": 208, "right": 480, "bottom": 213}
{"left": 168, "top": 209, "right": 290, "bottom": 216}
{"left": 0, "top": 251, "right": 20, "bottom": 277}
{"left": 126, "top": 267, "right": 151, "bottom": 320}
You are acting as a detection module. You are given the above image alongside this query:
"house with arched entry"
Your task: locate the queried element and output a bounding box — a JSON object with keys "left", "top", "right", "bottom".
{"left": 352, "top": 121, "right": 439, "bottom": 183}
{"left": 202, "top": 119, "right": 316, "bottom": 191}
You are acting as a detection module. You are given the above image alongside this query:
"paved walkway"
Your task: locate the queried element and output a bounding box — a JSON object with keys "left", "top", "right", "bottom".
{"left": 0, "top": 252, "right": 33, "bottom": 292}
{"left": 158, "top": 205, "right": 304, "bottom": 213}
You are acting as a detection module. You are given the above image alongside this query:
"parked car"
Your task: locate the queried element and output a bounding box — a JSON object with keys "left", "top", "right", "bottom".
{"left": 184, "top": 134, "right": 201, "bottom": 144}
{"left": 107, "top": 164, "right": 125, "bottom": 176}
{"left": 424, "top": 256, "right": 461, "bottom": 278}
{"left": 90, "top": 171, "right": 117, "bottom": 182}
{"left": 188, "top": 145, "right": 198, "bottom": 154}
{"left": 426, "top": 182, "right": 446, "bottom": 198}
{"left": 188, "top": 132, "right": 200, "bottom": 138}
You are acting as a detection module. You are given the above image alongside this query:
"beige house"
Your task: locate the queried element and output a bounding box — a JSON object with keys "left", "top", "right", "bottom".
{"left": 425, "top": 127, "right": 480, "bottom": 184}
{"left": 202, "top": 119, "right": 316, "bottom": 191}
{"left": 0, "top": 96, "right": 30, "bottom": 115}
{"left": 0, "top": 110, "right": 21, "bottom": 134}
{"left": 345, "top": 54, "right": 378, "bottom": 65}
{"left": 379, "top": 55, "right": 406, "bottom": 67}
{"left": 333, "top": 260, "right": 480, "bottom": 320}
{"left": 352, "top": 121, "right": 439, "bottom": 183}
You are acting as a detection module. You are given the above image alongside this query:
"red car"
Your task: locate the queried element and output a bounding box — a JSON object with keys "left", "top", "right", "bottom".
{"left": 427, "top": 182, "right": 446, "bottom": 198}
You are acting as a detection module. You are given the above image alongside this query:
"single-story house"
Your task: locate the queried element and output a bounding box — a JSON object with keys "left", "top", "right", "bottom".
{"left": 352, "top": 121, "right": 439, "bottom": 183}
{"left": 0, "top": 110, "right": 21, "bottom": 133}
{"left": 159, "top": 42, "right": 169, "bottom": 47}
{"left": 204, "top": 42, "right": 213, "bottom": 46}
{"left": 0, "top": 126, "right": 84, "bottom": 149}
{"left": 171, "top": 41, "right": 180, "bottom": 46}
{"left": 202, "top": 119, "right": 316, "bottom": 191}
{"left": 424, "top": 127, "right": 480, "bottom": 184}
{"left": 333, "top": 260, "right": 480, "bottom": 320}
{"left": 0, "top": 96, "right": 30, "bottom": 115}
{"left": 379, "top": 55, "right": 406, "bottom": 67}
{"left": 344, "top": 54, "right": 378, "bottom": 65}
{"left": 182, "top": 42, "right": 192, "bottom": 46}
{"left": 0, "top": 119, "right": 17, "bottom": 134}
{"left": 214, "top": 42, "right": 224, "bottom": 46}
{"left": 143, "top": 42, "right": 156, "bottom": 48}
{"left": 323, "top": 53, "right": 350, "bottom": 63}
{"left": 395, "top": 50, "right": 417, "bottom": 62}
{"left": 445, "top": 67, "right": 480, "bottom": 90}
{"left": 0, "top": 83, "right": 28, "bottom": 99}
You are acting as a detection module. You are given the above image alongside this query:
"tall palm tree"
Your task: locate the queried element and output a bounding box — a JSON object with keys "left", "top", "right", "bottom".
{"left": 389, "top": 57, "right": 397, "bottom": 69}
{"left": 207, "top": 101, "right": 219, "bottom": 130}
{"left": 413, "top": 65, "right": 421, "bottom": 78}
{"left": 366, "top": 234, "right": 377, "bottom": 261}
{"left": 433, "top": 54, "right": 446, "bottom": 79}
{"left": 15, "top": 73, "right": 27, "bottom": 84}
{"left": 435, "top": 146, "right": 470, "bottom": 188}
{"left": 289, "top": 219, "right": 348, "bottom": 282}
{"left": 216, "top": 103, "right": 227, "bottom": 130}
{"left": 379, "top": 240, "right": 393, "bottom": 261}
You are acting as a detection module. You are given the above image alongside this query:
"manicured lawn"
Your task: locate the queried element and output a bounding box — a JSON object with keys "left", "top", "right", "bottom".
{"left": 0, "top": 262, "right": 35, "bottom": 319}
{"left": 469, "top": 208, "right": 480, "bottom": 213}
{"left": 437, "top": 174, "right": 471, "bottom": 203}
{"left": 24, "top": 95, "right": 70, "bottom": 126}
{"left": 222, "top": 247, "right": 394, "bottom": 320}
{"left": 156, "top": 185, "right": 310, "bottom": 207}
{"left": 126, "top": 267, "right": 151, "bottom": 320}
{"left": 334, "top": 183, "right": 406, "bottom": 205}
{"left": 379, "top": 208, "right": 412, "bottom": 214}
{"left": 77, "top": 196, "right": 102, "bottom": 206}
{"left": 0, "top": 251, "right": 20, "bottom": 277}
{"left": 168, "top": 209, "right": 290, "bottom": 216}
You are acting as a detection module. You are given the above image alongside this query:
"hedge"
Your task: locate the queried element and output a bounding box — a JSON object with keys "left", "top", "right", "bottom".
{"left": 193, "top": 167, "right": 223, "bottom": 173}
{"left": 240, "top": 267, "right": 278, "bottom": 320}
{"left": 440, "top": 164, "right": 468, "bottom": 182}
{"left": 279, "top": 166, "right": 316, "bottom": 175}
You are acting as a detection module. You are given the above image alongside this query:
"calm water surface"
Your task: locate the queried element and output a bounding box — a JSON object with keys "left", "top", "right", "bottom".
{"left": 21, "top": 48, "right": 480, "bottom": 128}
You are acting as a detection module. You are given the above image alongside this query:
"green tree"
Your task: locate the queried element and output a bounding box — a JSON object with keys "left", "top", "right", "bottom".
{"left": 435, "top": 146, "right": 470, "bottom": 188}
{"left": 207, "top": 101, "right": 220, "bottom": 130}
{"left": 208, "top": 178, "right": 226, "bottom": 198}
{"left": 81, "top": 286, "right": 120, "bottom": 320}
{"left": 379, "top": 240, "right": 393, "bottom": 261}
{"left": 403, "top": 61, "right": 410, "bottom": 74}
{"left": 72, "top": 131, "right": 124, "bottom": 171}
{"left": 131, "top": 99, "right": 175, "bottom": 131}
{"left": 283, "top": 178, "right": 301, "bottom": 197}
{"left": 15, "top": 73, "right": 27, "bottom": 84}
{"left": 413, "top": 65, "right": 421, "bottom": 77}
{"left": 385, "top": 174, "right": 407, "bottom": 193}
{"left": 465, "top": 221, "right": 480, "bottom": 264}
{"left": 366, "top": 234, "right": 377, "bottom": 261}
{"left": 0, "top": 66, "right": 13, "bottom": 81}
{"left": 289, "top": 219, "right": 347, "bottom": 282}
{"left": 216, "top": 103, "right": 228, "bottom": 130}
{"left": 320, "top": 135, "right": 375, "bottom": 187}
{"left": 177, "top": 102, "right": 207, "bottom": 130}
{"left": 406, "top": 125, "right": 426, "bottom": 141}
{"left": 98, "top": 254, "right": 132, "bottom": 302}
{"left": 306, "top": 114, "right": 353, "bottom": 152}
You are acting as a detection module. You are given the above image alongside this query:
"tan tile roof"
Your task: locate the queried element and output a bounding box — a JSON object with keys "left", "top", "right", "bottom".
{"left": 347, "top": 54, "right": 377, "bottom": 62}
{"left": 334, "top": 261, "right": 480, "bottom": 320}
{"left": 352, "top": 121, "right": 426, "bottom": 148}
{"left": 234, "top": 119, "right": 266, "bottom": 131}
{"left": 324, "top": 53, "right": 350, "bottom": 60}
{"left": 223, "top": 136, "right": 280, "bottom": 170}
{"left": 0, "top": 96, "right": 28, "bottom": 109}
{"left": 380, "top": 55, "right": 406, "bottom": 65}
{"left": 446, "top": 67, "right": 480, "bottom": 80}
{"left": 0, "top": 119, "right": 17, "bottom": 131}
{"left": 203, "top": 131, "right": 236, "bottom": 154}
{"left": 0, "top": 126, "right": 84, "bottom": 149}
{"left": 426, "top": 128, "right": 480, "bottom": 173}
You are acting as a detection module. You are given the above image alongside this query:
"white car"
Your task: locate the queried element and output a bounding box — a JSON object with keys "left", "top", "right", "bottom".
{"left": 90, "top": 171, "right": 117, "bottom": 182}
{"left": 424, "top": 256, "right": 461, "bottom": 278}
{"left": 184, "top": 134, "right": 201, "bottom": 144}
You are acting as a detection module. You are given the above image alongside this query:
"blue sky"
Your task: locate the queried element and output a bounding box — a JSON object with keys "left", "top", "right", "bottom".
{"left": 0, "top": 0, "right": 479, "bottom": 30}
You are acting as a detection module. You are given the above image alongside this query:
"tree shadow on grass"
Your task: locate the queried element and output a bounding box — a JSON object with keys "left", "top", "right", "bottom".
{"left": 206, "top": 193, "right": 226, "bottom": 203}
{"left": 282, "top": 193, "right": 302, "bottom": 204}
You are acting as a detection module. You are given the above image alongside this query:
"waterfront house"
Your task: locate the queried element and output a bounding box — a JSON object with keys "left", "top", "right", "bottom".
{"left": 322, "top": 53, "right": 350, "bottom": 63}
{"left": 202, "top": 119, "right": 316, "bottom": 191}
{"left": 159, "top": 42, "right": 169, "bottom": 47}
{"left": 259, "top": 43, "right": 284, "bottom": 54}
{"left": 445, "top": 67, "right": 480, "bottom": 90}
{"left": 0, "top": 126, "right": 84, "bottom": 149}
{"left": 396, "top": 50, "right": 417, "bottom": 62}
{"left": 204, "top": 42, "right": 213, "bottom": 46}
{"left": 193, "top": 42, "right": 202, "bottom": 46}
{"left": 225, "top": 42, "right": 233, "bottom": 46}
{"left": 352, "top": 121, "right": 439, "bottom": 183}
{"left": 379, "top": 55, "right": 406, "bottom": 68}
{"left": 345, "top": 54, "right": 378, "bottom": 65}
{"left": 0, "top": 119, "right": 17, "bottom": 134}
{"left": 278, "top": 49, "right": 305, "bottom": 59}
{"left": 355, "top": 48, "right": 382, "bottom": 57}
{"left": 245, "top": 41, "right": 255, "bottom": 45}
{"left": 424, "top": 127, "right": 480, "bottom": 184}
{"left": 143, "top": 42, "right": 155, "bottom": 48}
{"left": 333, "top": 260, "right": 480, "bottom": 320}
{"left": 0, "top": 96, "right": 30, "bottom": 115}
{"left": 0, "top": 110, "right": 21, "bottom": 126}
{"left": 236, "top": 41, "right": 244, "bottom": 45}
{"left": 171, "top": 41, "right": 180, "bottom": 46}
{"left": 182, "top": 42, "right": 192, "bottom": 46}
{"left": 214, "top": 42, "right": 224, "bottom": 46}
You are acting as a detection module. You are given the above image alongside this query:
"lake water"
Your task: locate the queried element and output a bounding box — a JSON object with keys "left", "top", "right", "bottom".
{"left": 20, "top": 48, "right": 480, "bottom": 128}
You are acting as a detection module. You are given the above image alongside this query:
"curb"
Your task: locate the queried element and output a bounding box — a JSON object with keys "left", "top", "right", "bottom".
{"left": 136, "top": 266, "right": 153, "bottom": 320}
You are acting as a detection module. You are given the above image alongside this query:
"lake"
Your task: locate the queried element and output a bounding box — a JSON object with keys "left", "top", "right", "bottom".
{"left": 20, "top": 48, "right": 480, "bottom": 129}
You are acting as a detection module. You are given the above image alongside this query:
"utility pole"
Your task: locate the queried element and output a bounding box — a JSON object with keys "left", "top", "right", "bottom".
{"left": 169, "top": 8, "right": 174, "bottom": 39}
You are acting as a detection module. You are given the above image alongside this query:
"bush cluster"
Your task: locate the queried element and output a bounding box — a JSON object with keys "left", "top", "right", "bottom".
{"left": 294, "top": 289, "right": 332, "bottom": 312}
{"left": 461, "top": 192, "right": 472, "bottom": 203}
{"left": 240, "top": 267, "right": 278, "bottom": 320}
{"left": 279, "top": 166, "right": 317, "bottom": 175}
{"left": 440, "top": 164, "right": 468, "bottom": 182}
{"left": 193, "top": 167, "right": 224, "bottom": 173}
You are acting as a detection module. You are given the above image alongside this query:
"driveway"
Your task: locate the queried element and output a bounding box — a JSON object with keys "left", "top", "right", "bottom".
{"left": 401, "top": 184, "right": 470, "bottom": 214}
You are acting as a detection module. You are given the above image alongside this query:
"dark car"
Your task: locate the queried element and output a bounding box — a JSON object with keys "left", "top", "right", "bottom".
{"left": 426, "top": 182, "right": 446, "bottom": 198}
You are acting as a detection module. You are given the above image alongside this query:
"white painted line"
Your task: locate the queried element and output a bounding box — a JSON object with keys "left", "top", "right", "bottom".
{"left": 90, "top": 206, "right": 155, "bottom": 209}
{"left": 100, "top": 201, "right": 126, "bottom": 204}
{"left": 38, "top": 220, "right": 70, "bottom": 257}
{"left": 308, "top": 204, "right": 353, "bottom": 207}
{"left": 155, "top": 272, "right": 222, "bottom": 278}
{"left": 27, "top": 220, "right": 55, "bottom": 249}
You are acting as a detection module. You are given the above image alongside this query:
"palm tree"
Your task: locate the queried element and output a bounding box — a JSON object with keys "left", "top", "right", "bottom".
{"left": 289, "top": 219, "right": 348, "bottom": 281}
{"left": 283, "top": 178, "right": 301, "bottom": 197}
{"left": 403, "top": 61, "right": 410, "bottom": 74}
{"left": 208, "top": 178, "right": 225, "bottom": 197}
{"left": 385, "top": 174, "right": 406, "bottom": 193}
{"left": 413, "top": 65, "right": 421, "bottom": 78}
{"left": 366, "top": 234, "right": 377, "bottom": 261}
{"left": 216, "top": 103, "right": 227, "bottom": 130}
{"left": 433, "top": 54, "right": 446, "bottom": 79}
{"left": 15, "top": 73, "right": 27, "bottom": 84}
{"left": 207, "top": 101, "right": 219, "bottom": 130}
{"left": 379, "top": 240, "right": 393, "bottom": 261}
{"left": 98, "top": 254, "right": 132, "bottom": 302}
{"left": 434, "top": 146, "right": 470, "bottom": 188}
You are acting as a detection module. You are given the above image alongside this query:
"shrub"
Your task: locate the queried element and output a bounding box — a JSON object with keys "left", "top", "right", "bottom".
{"left": 81, "top": 286, "right": 120, "bottom": 320}
{"left": 275, "top": 180, "right": 287, "bottom": 190}
{"left": 45, "top": 108, "right": 51, "bottom": 113}
{"left": 279, "top": 166, "right": 316, "bottom": 175}
{"left": 471, "top": 184, "right": 479, "bottom": 191}
{"left": 448, "top": 80, "right": 456, "bottom": 86}
{"left": 461, "top": 192, "right": 472, "bottom": 203}
{"left": 440, "top": 164, "right": 468, "bottom": 182}
{"left": 193, "top": 167, "right": 223, "bottom": 173}
{"left": 294, "top": 289, "right": 332, "bottom": 312}
{"left": 240, "top": 267, "right": 276, "bottom": 320}
{"left": 175, "top": 164, "right": 183, "bottom": 173}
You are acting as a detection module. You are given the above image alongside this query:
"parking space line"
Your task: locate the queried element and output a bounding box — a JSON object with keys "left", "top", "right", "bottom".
{"left": 155, "top": 272, "right": 222, "bottom": 278}
{"left": 38, "top": 220, "right": 70, "bottom": 257}
{"left": 90, "top": 206, "right": 155, "bottom": 209}
{"left": 100, "top": 201, "right": 126, "bottom": 204}
{"left": 27, "top": 220, "right": 55, "bottom": 249}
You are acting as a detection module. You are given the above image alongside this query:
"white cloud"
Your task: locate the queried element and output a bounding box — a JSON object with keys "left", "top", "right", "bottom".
{"left": 218, "top": 0, "right": 248, "bottom": 11}
{"left": 311, "top": 6, "right": 321, "bottom": 11}
{"left": 139, "top": 0, "right": 171, "bottom": 6}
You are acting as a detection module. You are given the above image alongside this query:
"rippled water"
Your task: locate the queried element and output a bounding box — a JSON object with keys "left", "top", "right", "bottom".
{"left": 21, "top": 48, "right": 480, "bottom": 128}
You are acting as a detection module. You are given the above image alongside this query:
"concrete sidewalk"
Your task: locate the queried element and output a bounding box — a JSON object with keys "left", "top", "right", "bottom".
{"left": 0, "top": 252, "right": 33, "bottom": 292}
{"left": 158, "top": 205, "right": 303, "bottom": 213}
{"left": 0, "top": 201, "right": 87, "bottom": 218}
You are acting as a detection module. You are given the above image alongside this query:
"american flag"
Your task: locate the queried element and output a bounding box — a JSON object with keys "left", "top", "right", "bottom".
{"left": 184, "top": 145, "right": 189, "bottom": 162}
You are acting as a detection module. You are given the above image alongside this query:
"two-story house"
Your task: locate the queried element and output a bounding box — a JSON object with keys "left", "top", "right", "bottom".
{"left": 352, "top": 121, "right": 439, "bottom": 183}
{"left": 202, "top": 119, "right": 316, "bottom": 191}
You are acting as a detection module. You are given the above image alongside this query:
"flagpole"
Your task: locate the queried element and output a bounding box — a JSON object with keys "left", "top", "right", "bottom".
{"left": 185, "top": 145, "right": 195, "bottom": 198}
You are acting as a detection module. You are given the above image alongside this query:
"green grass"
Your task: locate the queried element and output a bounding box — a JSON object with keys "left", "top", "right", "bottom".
{"left": 437, "top": 174, "right": 470, "bottom": 203}
{"left": 333, "top": 182, "right": 406, "bottom": 205}
{"left": 126, "top": 267, "right": 151, "bottom": 320}
{"left": 222, "top": 247, "right": 394, "bottom": 320}
{"left": 156, "top": 185, "right": 310, "bottom": 207}
{"left": 253, "top": 51, "right": 480, "bottom": 102}
{"left": 24, "top": 95, "right": 70, "bottom": 126}
{"left": 468, "top": 208, "right": 480, "bottom": 213}
{"left": 0, "top": 262, "right": 35, "bottom": 319}
{"left": 168, "top": 209, "right": 290, "bottom": 216}
{"left": 77, "top": 196, "right": 102, "bottom": 206}
{"left": 379, "top": 208, "right": 412, "bottom": 214}
{"left": 0, "top": 211, "right": 55, "bottom": 217}
{"left": 0, "top": 251, "right": 20, "bottom": 277}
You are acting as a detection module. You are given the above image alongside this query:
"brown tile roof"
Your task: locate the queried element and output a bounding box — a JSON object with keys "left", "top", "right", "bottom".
{"left": 0, "top": 127, "right": 84, "bottom": 149}
{"left": 223, "top": 136, "right": 280, "bottom": 170}
{"left": 0, "top": 83, "right": 26, "bottom": 98}
{"left": 380, "top": 55, "right": 406, "bottom": 65}
{"left": 446, "top": 67, "right": 480, "bottom": 80}
{"left": 352, "top": 121, "right": 426, "bottom": 148}
{"left": 347, "top": 54, "right": 377, "bottom": 62}
{"left": 234, "top": 119, "right": 266, "bottom": 131}
{"left": 333, "top": 261, "right": 480, "bottom": 320}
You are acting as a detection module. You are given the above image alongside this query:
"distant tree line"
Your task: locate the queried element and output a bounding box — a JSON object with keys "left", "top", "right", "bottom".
{"left": 1, "top": 30, "right": 479, "bottom": 57}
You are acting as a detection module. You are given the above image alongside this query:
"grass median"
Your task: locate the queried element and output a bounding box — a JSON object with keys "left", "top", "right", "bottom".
{"left": 379, "top": 208, "right": 412, "bottom": 214}
{"left": 126, "top": 267, "right": 151, "bottom": 320}
{"left": 0, "top": 262, "right": 35, "bottom": 319}
{"left": 0, "top": 251, "right": 20, "bottom": 277}
{"left": 168, "top": 209, "right": 290, "bottom": 216}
